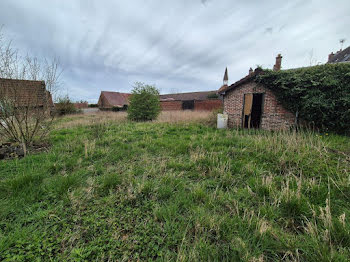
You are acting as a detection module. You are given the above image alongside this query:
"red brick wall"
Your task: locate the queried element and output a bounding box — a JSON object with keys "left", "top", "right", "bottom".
{"left": 223, "top": 81, "right": 295, "bottom": 130}
{"left": 160, "top": 101, "right": 182, "bottom": 111}
{"left": 98, "top": 95, "right": 109, "bottom": 109}
{"left": 74, "top": 102, "right": 88, "bottom": 109}
{"left": 194, "top": 100, "right": 223, "bottom": 111}
{"left": 161, "top": 100, "right": 222, "bottom": 111}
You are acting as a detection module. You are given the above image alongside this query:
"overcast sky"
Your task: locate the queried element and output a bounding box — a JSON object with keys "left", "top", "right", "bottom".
{"left": 1, "top": 0, "right": 349, "bottom": 102}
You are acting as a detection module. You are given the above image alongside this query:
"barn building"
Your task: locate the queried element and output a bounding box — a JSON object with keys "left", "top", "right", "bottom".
{"left": 0, "top": 78, "right": 54, "bottom": 113}
{"left": 159, "top": 91, "right": 222, "bottom": 111}
{"left": 98, "top": 91, "right": 131, "bottom": 110}
{"left": 218, "top": 55, "right": 295, "bottom": 130}
{"left": 98, "top": 90, "right": 223, "bottom": 111}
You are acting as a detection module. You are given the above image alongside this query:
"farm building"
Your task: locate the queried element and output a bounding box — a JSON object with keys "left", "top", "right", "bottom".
{"left": 98, "top": 91, "right": 131, "bottom": 110}
{"left": 159, "top": 91, "right": 222, "bottom": 111}
{"left": 73, "top": 102, "right": 89, "bottom": 109}
{"left": 218, "top": 55, "right": 295, "bottom": 130}
{"left": 0, "top": 78, "right": 54, "bottom": 113}
{"left": 98, "top": 90, "right": 223, "bottom": 111}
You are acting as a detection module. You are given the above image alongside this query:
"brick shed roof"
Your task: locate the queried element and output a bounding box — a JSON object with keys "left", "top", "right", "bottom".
{"left": 327, "top": 46, "right": 350, "bottom": 63}
{"left": 100, "top": 91, "right": 131, "bottom": 108}
{"left": 0, "top": 78, "right": 54, "bottom": 107}
{"left": 218, "top": 68, "right": 264, "bottom": 94}
{"left": 160, "top": 91, "right": 218, "bottom": 101}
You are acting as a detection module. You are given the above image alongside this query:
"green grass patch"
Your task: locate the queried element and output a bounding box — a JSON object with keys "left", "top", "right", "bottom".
{"left": 0, "top": 119, "right": 349, "bottom": 261}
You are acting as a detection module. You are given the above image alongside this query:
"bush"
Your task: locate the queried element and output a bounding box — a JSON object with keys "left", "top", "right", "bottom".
{"left": 256, "top": 63, "right": 350, "bottom": 135}
{"left": 55, "top": 96, "right": 78, "bottom": 116}
{"left": 127, "top": 82, "right": 161, "bottom": 121}
{"left": 207, "top": 93, "right": 219, "bottom": 99}
{"left": 206, "top": 108, "right": 223, "bottom": 127}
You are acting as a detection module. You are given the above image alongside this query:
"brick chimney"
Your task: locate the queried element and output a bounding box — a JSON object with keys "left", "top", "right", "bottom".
{"left": 273, "top": 54, "right": 282, "bottom": 71}
{"left": 249, "top": 67, "right": 253, "bottom": 75}
{"left": 328, "top": 52, "right": 334, "bottom": 62}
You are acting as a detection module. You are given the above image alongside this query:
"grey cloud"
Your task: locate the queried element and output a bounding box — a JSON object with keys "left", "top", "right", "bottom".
{"left": 264, "top": 27, "right": 273, "bottom": 34}
{"left": 0, "top": 0, "right": 349, "bottom": 102}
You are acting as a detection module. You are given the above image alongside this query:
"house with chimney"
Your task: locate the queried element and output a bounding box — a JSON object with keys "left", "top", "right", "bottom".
{"left": 327, "top": 46, "right": 350, "bottom": 63}
{"left": 218, "top": 55, "right": 295, "bottom": 130}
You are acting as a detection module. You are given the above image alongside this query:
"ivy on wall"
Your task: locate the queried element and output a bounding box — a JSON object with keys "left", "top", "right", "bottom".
{"left": 256, "top": 63, "right": 350, "bottom": 135}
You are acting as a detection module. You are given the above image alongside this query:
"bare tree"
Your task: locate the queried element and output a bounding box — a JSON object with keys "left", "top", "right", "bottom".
{"left": 43, "top": 56, "right": 62, "bottom": 98}
{"left": 0, "top": 81, "right": 53, "bottom": 151}
{"left": 0, "top": 27, "right": 62, "bottom": 97}
{"left": 0, "top": 27, "right": 60, "bottom": 151}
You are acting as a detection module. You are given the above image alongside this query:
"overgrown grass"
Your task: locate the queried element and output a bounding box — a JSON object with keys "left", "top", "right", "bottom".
{"left": 0, "top": 114, "right": 349, "bottom": 261}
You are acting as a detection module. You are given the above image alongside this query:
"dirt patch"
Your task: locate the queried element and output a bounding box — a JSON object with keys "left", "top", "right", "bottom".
{"left": 0, "top": 142, "right": 50, "bottom": 160}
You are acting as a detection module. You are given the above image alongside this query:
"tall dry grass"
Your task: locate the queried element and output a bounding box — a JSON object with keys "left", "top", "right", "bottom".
{"left": 155, "top": 110, "right": 211, "bottom": 123}
{"left": 56, "top": 110, "right": 212, "bottom": 129}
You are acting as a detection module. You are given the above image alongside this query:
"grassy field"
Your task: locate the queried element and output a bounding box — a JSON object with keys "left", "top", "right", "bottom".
{"left": 0, "top": 111, "right": 349, "bottom": 261}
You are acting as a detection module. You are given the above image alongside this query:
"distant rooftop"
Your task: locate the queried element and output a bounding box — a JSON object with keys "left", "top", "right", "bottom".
{"left": 328, "top": 46, "right": 350, "bottom": 63}
{"left": 160, "top": 91, "right": 219, "bottom": 101}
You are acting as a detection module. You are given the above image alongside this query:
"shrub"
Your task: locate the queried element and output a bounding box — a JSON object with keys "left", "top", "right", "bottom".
{"left": 127, "top": 82, "right": 161, "bottom": 121}
{"left": 55, "top": 96, "right": 78, "bottom": 116}
{"left": 256, "top": 63, "right": 350, "bottom": 135}
{"left": 0, "top": 86, "right": 53, "bottom": 147}
{"left": 206, "top": 108, "right": 223, "bottom": 127}
{"left": 207, "top": 93, "right": 219, "bottom": 99}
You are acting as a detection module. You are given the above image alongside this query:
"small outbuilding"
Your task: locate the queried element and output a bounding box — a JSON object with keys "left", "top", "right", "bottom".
{"left": 218, "top": 55, "right": 295, "bottom": 130}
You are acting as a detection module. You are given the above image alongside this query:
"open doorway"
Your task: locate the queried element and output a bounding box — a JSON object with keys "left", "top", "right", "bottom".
{"left": 243, "top": 93, "right": 264, "bottom": 128}
{"left": 182, "top": 100, "right": 194, "bottom": 110}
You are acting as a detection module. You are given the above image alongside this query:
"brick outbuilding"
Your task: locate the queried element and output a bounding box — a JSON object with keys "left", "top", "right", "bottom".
{"left": 218, "top": 56, "right": 295, "bottom": 130}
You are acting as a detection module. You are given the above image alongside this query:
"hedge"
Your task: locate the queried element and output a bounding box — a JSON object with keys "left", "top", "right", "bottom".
{"left": 256, "top": 63, "right": 350, "bottom": 135}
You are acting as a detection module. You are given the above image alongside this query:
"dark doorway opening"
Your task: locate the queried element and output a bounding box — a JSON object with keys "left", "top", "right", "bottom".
{"left": 250, "top": 93, "right": 263, "bottom": 128}
{"left": 182, "top": 100, "right": 194, "bottom": 110}
{"left": 243, "top": 93, "right": 263, "bottom": 128}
